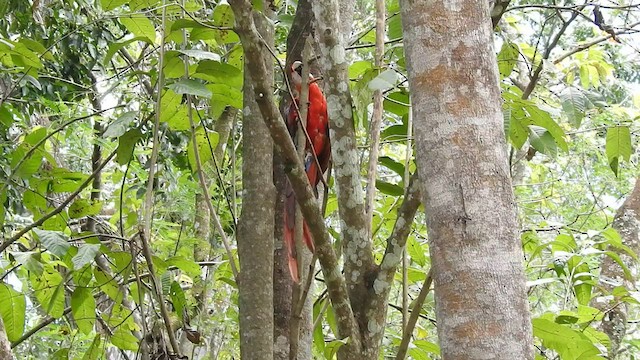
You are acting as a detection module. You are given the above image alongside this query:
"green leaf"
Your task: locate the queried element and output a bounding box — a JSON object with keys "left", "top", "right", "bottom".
{"left": 383, "top": 91, "right": 410, "bottom": 117}
{"left": 82, "top": 335, "right": 102, "bottom": 360}
{"left": 533, "top": 318, "right": 601, "bottom": 360}
{"left": 34, "top": 228, "right": 70, "bottom": 257}
{"left": 375, "top": 180, "right": 403, "bottom": 196}
{"left": 378, "top": 156, "right": 405, "bottom": 177}
{"left": 71, "top": 287, "right": 96, "bottom": 335}
{"left": 72, "top": 244, "right": 102, "bottom": 269}
{"left": 497, "top": 41, "right": 519, "bottom": 78}
{"left": 324, "top": 338, "right": 349, "bottom": 360}
{"left": 381, "top": 123, "right": 408, "bottom": 142}
{"left": 177, "top": 49, "right": 221, "bottom": 61}
{"left": 69, "top": 199, "right": 103, "bottom": 219}
{"left": 605, "top": 126, "right": 632, "bottom": 176}
{"left": 163, "top": 51, "right": 185, "bottom": 78}
{"left": 11, "top": 251, "right": 43, "bottom": 275}
{"left": 31, "top": 265, "right": 65, "bottom": 318}
{"left": 579, "top": 65, "right": 590, "bottom": 89}
{"left": 101, "top": 0, "right": 128, "bottom": 11}
{"left": 0, "top": 284, "right": 26, "bottom": 342}
{"left": 170, "top": 281, "right": 187, "bottom": 321}
{"left": 111, "top": 328, "right": 139, "bottom": 351}
{"left": 212, "top": 4, "right": 239, "bottom": 44}
{"left": 559, "top": 87, "right": 591, "bottom": 128}
{"left": 414, "top": 340, "right": 440, "bottom": 355}
{"left": 104, "top": 111, "right": 136, "bottom": 138}
{"left": 116, "top": 128, "right": 143, "bottom": 165}
{"left": 349, "top": 60, "right": 373, "bottom": 78}
{"left": 120, "top": 15, "right": 156, "bottom": 43}
{"left": 167, "top": 79, "right": 212, "bottom": 98}
{"left": 368, "top": 69, "right": 398, "bottom": 91}
{"left": 387, "top": 14, "right": 403, "bottom": 39}
{"left": 194, "top": 60, "right": 243, "bottom": 90}
{"left": 568, "top": 256, "right": 593, "bottom": 306}
{"left": 528, "top": 126, "right": 557, "bottom": 157}
{"left": 160, "top": 90, "right": 190, "bottom": 131}
{"left": 104, "top": 37, "right": 150, "bottom": 66}
{"left": 166, "top": 256, "right": 202, "bottom": 278}
{"left": 188, "top": 127, "right": 218, "bottom": 172}
{"left": 407, "top": 236, "right": 426, "bottom": 267}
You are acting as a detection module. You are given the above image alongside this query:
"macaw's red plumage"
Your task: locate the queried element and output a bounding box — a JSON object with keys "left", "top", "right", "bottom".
{"left": 284, "top": 61, "right": 331, "bottom": 283}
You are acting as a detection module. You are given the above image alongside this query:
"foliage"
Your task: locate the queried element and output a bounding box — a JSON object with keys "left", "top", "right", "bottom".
{"left": 0, "top": 0, "right": 638, "bottom": 359}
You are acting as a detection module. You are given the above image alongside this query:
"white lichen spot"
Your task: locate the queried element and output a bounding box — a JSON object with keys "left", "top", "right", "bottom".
{"left": 244, "top": 106, "right": 251, "bottom": 115}
{"left": 373, "top": 278, "right": 388, "bottom": 295}
{"left": 351, "top": 270, "right": 360, "bottom": 283}
{"left": 367, "top": 319, "right": 380, "bottom": 333}
{"left": 337, "top": 81, "right": 348, "bottom": 93}
{"left": 331, "top": 46, "right": 346, "bottom": 64}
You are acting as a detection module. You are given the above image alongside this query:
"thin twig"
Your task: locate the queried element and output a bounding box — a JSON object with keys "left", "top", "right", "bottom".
{"left": 395, "top": 268, "right": 434, "bottom": 360}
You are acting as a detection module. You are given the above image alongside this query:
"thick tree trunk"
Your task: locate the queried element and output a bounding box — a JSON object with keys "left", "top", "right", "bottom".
{"left": 399, "top": 1, "right": 534, "bottom": 358}
{"left": 236, "top": 5, "right": 276, "bottom": 359}
{"left": 592, "top": 178, "right": 640, "bottom": 358}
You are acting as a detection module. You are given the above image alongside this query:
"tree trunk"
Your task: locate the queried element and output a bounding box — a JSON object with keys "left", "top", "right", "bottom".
{"left": 399, "top": 1, "right": 534, "bottom": 358}
{"left": 0, "top": 316, "right": 12, "bottom": 360}
{"left": 592, "top": 178, "right": 640, "bottom": 358}
{"left": 236, "top": 5, "right": 276, "bottom": 359}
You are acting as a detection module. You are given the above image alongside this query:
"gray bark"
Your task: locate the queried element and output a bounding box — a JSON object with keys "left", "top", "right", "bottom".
{"left": 0, "top": 316, "right": 12, "bottom": 360}
{"left": 236, "top": 5, "right": 276, "bottom": 359}
{"left": 592, "top": 178, "right": 640, "bottom": 358}
{"left": 399, "top": 0, "right": 534, "bottom": 358}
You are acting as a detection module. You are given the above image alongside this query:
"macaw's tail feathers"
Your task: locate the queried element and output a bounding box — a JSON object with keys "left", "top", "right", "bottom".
{"left": 303, "top": 222, "right": 314, "bottom": 253}
{"left": 284, "top": 180, "right": 299, "bottom": 283}
{"left": 283, "top": 179, "right": 317, "bottom": 283}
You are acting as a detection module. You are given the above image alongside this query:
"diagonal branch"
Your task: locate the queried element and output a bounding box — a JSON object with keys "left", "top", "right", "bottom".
{"left": 228, "top": 0, "right": 361, "bottom": 348}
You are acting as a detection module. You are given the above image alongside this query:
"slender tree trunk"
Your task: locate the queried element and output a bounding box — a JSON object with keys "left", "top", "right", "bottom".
{"left": 399, "top": 1, "right": 534, "bottom": 358}
{"left": 592, "top": 178, "right": 640, "bottom": 358}
{"left": 236, "top": 3, "right": 276, "bottom": 358}
{"left": 0, "top": 316, "right": 12, "bottom": 360}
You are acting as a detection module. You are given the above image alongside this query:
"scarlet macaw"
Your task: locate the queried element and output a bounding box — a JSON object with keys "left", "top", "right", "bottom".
{"left": 284, "top": 60, "right": 331, "bottom": 282}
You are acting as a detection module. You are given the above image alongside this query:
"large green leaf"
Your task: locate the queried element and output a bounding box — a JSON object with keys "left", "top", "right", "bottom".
{"left": 31, "top": 266, "right": 65, "bottom": 318}
{"left": 69, "top": 199, "right": 103, "bottom": 219}
{"left": 497, "top": 41, "right": 519, "bottom": 78}
{"left": 72, "top": 244, "right": 102, "bottom": 269}
{"left": 111, "top": 328, "right": 139, "bottom": 351}
{"left": 120, "top": 15, "right": 156, "bottom": 43}
{"left": 605, "top": 126, "right": 631, "bottom": 176}
{"left": 160, "top": 90, "right": 190, "bottom": 131}
{"left": 212, "top": 4, "right": 239, "bottom": 44}
{"left": 116, "top": 128, "right": 143, "bottom": 165}
{"left": 533, "top": 318, "right": 601, "bottom": 360}
{"left": 104, "top": 111, "right": 136, "bottom": 138}
{"left": 167, "top": 79, "right": 212, "bottom": 98}
{"left": 194, "top": 60, "right": 243, "bottom": 89}
{"left": 82, "top": 335, "right": 102, "bottom": 360}
{"left": 0, "top": 284, "right": 25, "bottom": 342}
{"left": 188, "top": 127, "right": 219, "bottom": 172}
{"left": 101, "top": 0, "right": 127, "bottom": 10}
{"left": 559, "top": 87, "right": 591, "bottom": 128}
{"left": 71, "top": 287, "right": 96, "bottom": 335}
{"left": 34, "top": 228, "right": 70, "bottom": 257}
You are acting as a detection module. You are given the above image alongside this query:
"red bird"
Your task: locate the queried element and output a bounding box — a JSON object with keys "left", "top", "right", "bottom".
{"left": 284, "top": 61, "right": 331, "bottom": 283}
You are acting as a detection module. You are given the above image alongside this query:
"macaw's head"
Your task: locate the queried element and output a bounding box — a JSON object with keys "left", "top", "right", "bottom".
{"left": 289, "top": 60, "right": 304, "bottom": 90}
{"left": 289, "top": 60, "right": 317, "bottom": 92}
